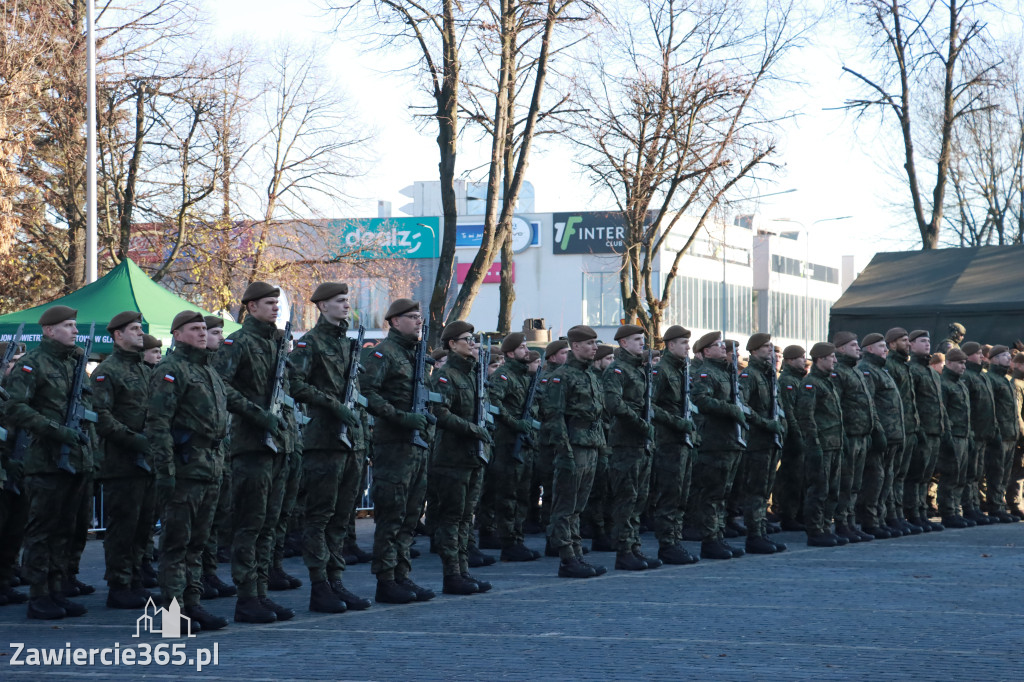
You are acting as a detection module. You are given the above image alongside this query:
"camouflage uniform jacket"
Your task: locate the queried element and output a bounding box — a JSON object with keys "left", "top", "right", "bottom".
{"left": 795, "top": 365, "right": 843, "bottom": 451}
{"left": 92, "top": 346, "right": 153, "bottom": 478}
{"left": 602, "top": 347, "right": 649, "bottom": 447}
{"left": 488, "top": 356, "right": 532, "bottom": 445}
{"left": 858, "top": 352, "right": 905, "bottom": 444}
{"left": 360, "top": 328, "right": 432, "bottom": 446}
{"left": 289, "top": 316, "right": 365, "bottom": 451}
{"left": 691, "top": 356, "right": 747, "bottom": 451}
{"left": 431, "top": 351, "right": 486, "bottom": 469}
{"left": 886, "top": 350, "right": 919, "bottom": 435}
{"left": 940, "top": 368, "right": 971, "bottom": 438}
{"left": 4, "top": 336, "right": 95, "bottom": 476}
{"left": 964, "top": 362, "right": 1000, "bottom": 443}
{"left": 541, "top": 354, "right": 605, "bottom": 455}
{"left": 536, "top": 360, "right": 565, "bottom": 447}
{"left": 832, "top": 352, "right": 879, "bottom": 438}
{"left": 213, "top": 315, "right": 288, "bottom": 454}
{"left": 909, "top": 353, "right": 949, "bottom": 437}
{"left": 652, "top": 351, "right": 699, "bottom": 447}
{"left": 777, "top": 364, "right": 806, "bottom": 452}
{"left": 739, "top": 355, "right": 786, "bottom": 450}
{"left": 147, "top": 343, "right": 245, "bottom": 482}
{"left": 986, "top": 365, "right": 1019, "bottom": 442}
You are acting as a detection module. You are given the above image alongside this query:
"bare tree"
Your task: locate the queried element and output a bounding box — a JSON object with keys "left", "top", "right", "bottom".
{"left": 842, "top": 0, "right": 998, "bottom": 249}
{"left": 567, "top": 0, "right": 803, "bottom": 337}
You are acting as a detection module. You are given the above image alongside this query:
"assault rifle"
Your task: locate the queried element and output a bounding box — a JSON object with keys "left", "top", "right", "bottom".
{"left": 474, "top": 336, "right": 497, "bottom": 464}
{"left": 264, "top": 321, "right": 292, "bottom": 453}
{"left": 338, "top": 324, "right": 365, "bottom": 448}
{"left": 510, "top": 367, "right": 543, "bottom": 464}
{"left": 729, "top": 340, "right": 751, "bottom": 448}
{"left": 681, "top": 356, "right": 696, "bottom": 448}
{"left": 58, "top": 323, "right": 99, "bottom": 474}
{"left": 768, "top": 347, "right": 784, "bottom": 449}
{"left": 410, "top": 320, "right": 440, "bottom": 450}
{"left": 644, "top": 337, "right": 654, "bottom": 451}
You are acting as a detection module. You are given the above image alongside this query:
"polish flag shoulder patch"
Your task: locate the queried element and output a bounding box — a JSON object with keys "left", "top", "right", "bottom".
{"left": 163, "top": 374, "right": 176, "bottom": 383}
{"left": 21, "top": 365, "right": 33, "bottom": 373}
{"left": 223, "top": 339, "right": 234, "bottom": 345}
{"left": 699, "top": 373, "right": 708, "bottom": 378}
{"left": 438, "top": 376, "right": 449, "bottom": 384}
{"left": 296, "top": 341, "right": 307, "bottom": 348}
{"left": 551, "top": 377, "right": 561, "bottom": 383}
{"left": 740, "top": 372, "right": 748, "bottom": 378}
{"left": 804, "top": 384, "right": 814, "bottom": 389}
{"left": 613, "top": 368, "right": 622, "bottom": 374}
{"left": 373, "top": 351, "right": 384, "bottom": 358}
{"left": 785, "top": 385, "right": 794, "bottom": 390}
{"left": 95, "top": 375, "right": 106, "bottom": 382}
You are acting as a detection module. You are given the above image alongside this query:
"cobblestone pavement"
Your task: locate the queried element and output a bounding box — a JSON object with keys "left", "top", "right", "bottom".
{"left": 2, "top": 519, "right": 1022, "bottom": 680}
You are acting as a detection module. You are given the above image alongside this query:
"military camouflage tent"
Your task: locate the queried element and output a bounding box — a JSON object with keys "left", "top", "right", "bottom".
{"left": 0, "top": 258, "right": 239, "bottom": 355}
{"left": 829, "top": 245, "right": 1024, "bottom": 347}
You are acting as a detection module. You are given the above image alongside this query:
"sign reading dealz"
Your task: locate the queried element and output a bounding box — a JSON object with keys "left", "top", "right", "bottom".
{"left": 552, "top": 211, "right": 651, "bottom": 255}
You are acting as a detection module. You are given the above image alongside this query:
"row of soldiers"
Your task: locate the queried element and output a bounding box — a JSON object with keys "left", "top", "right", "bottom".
{"left": 1, "top": 285, "right": 1022, "bottom": 630}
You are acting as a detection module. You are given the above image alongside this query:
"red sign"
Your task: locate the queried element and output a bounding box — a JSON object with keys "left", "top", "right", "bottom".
{"left": 456, "top": 262, "right": 513, "bottom": 284}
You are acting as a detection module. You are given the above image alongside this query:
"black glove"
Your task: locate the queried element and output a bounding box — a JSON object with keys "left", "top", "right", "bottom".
{"left": 468, "top": 423, "right": 493, "bottom": 445}
{"left": 328, "top": 400, "right": 360, "bottom": 429}
{"left": 766, "top": 421, "right": 785, "bottom": 437}
{"left": 395, "top": 411, "right": 429, "bottom": 432}
{"left": 254, "top": 410, "right": 281, "bottom": 437}
{"left": 129, "top": 432, "right": 149, "bottom": 452}
{"left": 54, "top": 424, "right": 87, "bottom": 446}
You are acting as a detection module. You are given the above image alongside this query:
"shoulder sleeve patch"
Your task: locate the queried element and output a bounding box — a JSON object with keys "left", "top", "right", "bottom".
{"left": 373, "top": 351, "right": 384, "bottom": 358}
{"left": 223, "top": 338, "right": 234, "bottom": 345}
{"left": 552, "top": 377, "right": 561, "bottom": 383}
{"left": 95, "top": 375, "right": 106, "bottom": 382}
{"left": 21, "top": 365, "right": 33, "bottom": 373}
{"left": 499, "top": 374, "right": 508, "bottom": 381}
{"left": 740, "top": 372, "right": 748, "bottom": 378}
{"left": 438, "top": 376, "right": 449, "bottom": 384}
{"left": 804, "top": 384, "right": 814, "bottom": 389}
{"left": 163, "top": 374, "right": 176, "bottom": 383}
{"left": 785, "top": 385, "right": 794, "bottom": 390}
{"left": 699, "top": 373, "right": 708, "bottom": 378}
{"left": 613, "top": 368, "right": 622, "bottom": 374}
{"left": 540, "top": 378, "right": 548, "bottom": 384}
{"left": 296, "top": 341, "right": 307, "bottom": 348}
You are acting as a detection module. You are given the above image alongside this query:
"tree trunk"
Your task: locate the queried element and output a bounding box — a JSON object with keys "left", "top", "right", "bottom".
{"left": 118, "top": 81, "right": 146, "bottom": 261}
{"left": 497, "top": 229, "right": 514, "bottom": 334}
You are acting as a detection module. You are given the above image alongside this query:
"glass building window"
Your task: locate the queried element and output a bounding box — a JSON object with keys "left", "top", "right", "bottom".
{"left": 583, "top": 272, "right": 623, "bottom": 326}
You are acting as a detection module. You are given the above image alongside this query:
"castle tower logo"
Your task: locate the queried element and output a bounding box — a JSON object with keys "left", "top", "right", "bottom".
{"left": 133, "top": 598, "right": 196, "bottom": 638}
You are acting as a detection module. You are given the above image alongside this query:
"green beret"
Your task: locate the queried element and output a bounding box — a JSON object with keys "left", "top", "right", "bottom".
{"left": 1011, "top": 351, "right": 1024, "bottom": 365}
{"left": 38, "top": 305, "right": 77, "bottom": 326}
{"left": 441, "top": 320, "right": 474, "bottom": 343}
{"left": 908, "top": 329, "right": 929, "bottom": 341}
{"left": 662, "top": 325, "right": 690, "bottom": 343}
{"left": 783, "top": 345, "right": 805, "bottom": 360}
{"left": 725, "top": 339, "right": 740, "bottom": 353}
{"left": 960, "top": 341, "right": 982, "bottom": 356}
{"left": 810, "top": 342, "right": 836, "bottom": 360}
{"left": 544, "top": 339, "right": 568, "bottom": 358}
{"left": 746, "top": 332, "right": 772, "bottom": 352}
{"left": 107, "top": 310, "right": 143, "bottom": 334}
{"left": 526, "top": 350, "right": 541, "bottom": 363}
{"left": 885, "top": 327, "right": 909, "bottom": 344}
{"left": 862, "top": 333, "right": 884, "bottom": 347}
{"left": 310, "top": 282, "right": 349, "bottom": 303}
{"left": 614, "top": 324, "right": 644, "bottom": 341}
{"left": 430, "top": 349, "right": 448, "bottom": 362}
{"left": 832, "top": 331, "right": 857, "bottom": 348}
{"left": 171, "top": 310, "right": 205, "bottom": 332}
{"left": 385, "top": 298, "right": 420, "bottom": 321}
{"left": 241, "top": 281, "right": 280, "bottom": 304}
{"left": 595, "top": 344, "right": 615, "bottom": 361}
{"left": 203, "top": 315, "right": 224, "bottom": 330}
{"left": 501, "top": 332, "right": 526, "bottom": 354}
{"left": 566, "top": 325, "right": 597, "bottom": 343}
{"left": 945, "top": 348, "right": 967, "bottom": 362}
{"left": 142, "top": 334, "right": 162, "bottom": 350}
{"left": 988, "top": 344, "right": 1009, "bottom": 358}
{"left": 693, "top": 331, "right": 722, "bottom": 354}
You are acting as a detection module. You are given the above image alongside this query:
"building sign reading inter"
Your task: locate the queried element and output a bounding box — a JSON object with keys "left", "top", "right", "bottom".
{"left": 329, "top": 217, "right": 440, "bottom": 259}
{"left": 552, "top": 212, "right": 642, "bottom": 255}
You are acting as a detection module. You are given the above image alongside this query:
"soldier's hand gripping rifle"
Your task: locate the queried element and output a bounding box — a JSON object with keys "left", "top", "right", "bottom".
{"left": 510, "top": 367, "right": 543, "bottom": 464}
{"left": 58, "top": 323, "right": 99, "bottom": 474}
{"left": 264, "top": 320, "right": 292, "bottom": 453}
{"left": 644, "top": 335, "right": 654, "bottom": 452}
{"left": 338, "top": 324, "right": 366, "bottom": 448}
{"left": 681, "top": 356, "right": 697, "bottom": 448}
{"left": 410, "top": 320, "right": 440, "bottom": 450}
{"left": 729, "top": 341, "right": 751, "bottom": 448}
{"left": 768, "top": 346, "right": 784, "bottom": 449}
{"left": 474, "top": 336, "right": 498, "bottom": 464}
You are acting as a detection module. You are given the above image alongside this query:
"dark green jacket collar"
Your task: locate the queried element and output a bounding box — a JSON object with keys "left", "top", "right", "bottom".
{"left": 243, "top": 315, "right": 278, "bottom": 339}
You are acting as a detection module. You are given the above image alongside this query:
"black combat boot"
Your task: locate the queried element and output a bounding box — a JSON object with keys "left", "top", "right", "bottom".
{"left": 766, "top": 520, "right": 782, "bottom": 534}
{"left": 27, "top": 595, "right": 66, "bottom": 620}
{"left": 477, "top": 530, "right": 503, "bottom": 550}
{"left": 634, "top": 549, "right": 661, "bottom": 569}
{"left": 884, "top": 519, "right": 905, "bottom": 536}
{"left": 851, "top": 525, "right": 875, "bottom": 542}
{"left": 467, "top": 546, "right": 496, "bottom": 568}
{"left": 700, "top": 540, "right": 732, "bottom": 560}
{"left": 835, "top": 524, "right": 862, "bottom": 543}
{"left": 862, "top": 525, "right": 892, "bottom": 539}
{"left": 913, "top": 515, "right": 932, "bottom": 532}
{"left": 658, "top": 544, "right": 699, "bottom": 565}
{"left": 557, "top": 557, "right": 596, "bottom": 579}
{"left": 205, "top": 573, "right": 236, "bottom": 597}
{"left": 184, "top": 603, "right": 229, "bottom": 630}
{"left": 614, "top": 551, "right": 647, "bottom": 571}
{"left": 343, "top": 542, "right": 373, "bottom": 564}
{"left": 807, "top": 533, "right": 838, "bottom": 547}
{"left": 941, "top": 515, "right": 969, "bottom": 529}
{"left": 926, "top": 519, "right": 944, "bottom": 531}
{"left": 500, "top": 542, "right": 539, "bottom": 562}
{"left": 2, "top": 586, "right": 28, "bottom": 604}
{"left": 332, "top": 579, "right": 374, "bottom": 608}
{"left": 579, "top": 558, "right": 607, "bottom": 576}
{"left": 726, "top": 516, "right": 748, "bottom": 536}
{"left": 442, "top": 574, "right": 479, "bottom": 595}
{"left": 375, "top": 579, "right": 417, "bottom": 604}
{"left": 343, "top": 547, "right": 360, "bottom": 564}
{"left": 67, "top": 577, "right": 95, "bottom": 596}
{"left": 200, "top": 575, "right": 220, "bottom": 600}
{"left": 233, "top": 596, "right": 277, "bottom": 623}
{"left": 106, "top": 587, "right": 146, "bottom": 610}
{"left": 722, "top": 541, "right": 745, "bottom": 558}
{"left": 829, "top": 532, "right": 850, "bottom": 546}
{"left": 260, "top": 596, "right": 295, "bottom": 621}
{"left": 394, "top": 577, "right": 433, "bottom": 603}
{"left": 140, "top": 560, "right": 159, "bottom": 588}
{"left": 461, "top": 572, "right": 491, "bottom": 593}
{"left": 770, "top": 538, "right": 788, "bottom": 552}
{"left": 268, "top": 566, "right": 302, "bottom": 591}
{"left": 51, "top": 593, "right": 87, "bottom": 617}
{"left": 901, "top": 517, "right": 923, "bottom": 534}
{"left": 745, "top": 535, "right": 777, "bottom": 555}
{"left": 780, "top": 518, "right": 806, "bottom": 532}
{"left": 544, "top": 538, "right": 560, "bottom": 558}
{"left": 309, "top": 580, "right": 348, "bottom": 614}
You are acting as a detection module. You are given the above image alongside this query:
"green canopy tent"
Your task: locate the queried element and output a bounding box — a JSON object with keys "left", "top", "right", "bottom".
{"left": 0, "top": 258, "right": 239, "bottom": 355}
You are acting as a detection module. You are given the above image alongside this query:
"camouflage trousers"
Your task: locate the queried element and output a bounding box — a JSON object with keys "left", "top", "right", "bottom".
{"left": 741, "top": 447, "right": 781, "bottom": 537}
{"left": 483, "top": 442, "right": 534, "bottom": 545}
{"left": 905, "top": 432, "right": 940, "bottom": 519}
{"left": 1006, "top": 441, "right": 1024, "bottom": 512}
{"left": 650, "top": 443, "right": 694, "bottom": 547}
{"left": 692, "top": 449, "right": 742, "bottom": 542}
{"left": 803, "top": 447, "right": 841, "bottom": 536}
{"left": 961, "top": 437, "right": 989, "bottom": 512}
{"left": 890, "top": 433, "right": 917, "bottom": 520}
{"left": 582, "top": 447, "right": 611, "bottom": 538}
{"left": 430, "top": 465, "right": 484, "bottom": 575}
{"left": 837, "top": 435, "right": 870, "bottom": 526}
{"left": 983, "top": 439, "right": 1016, "bottom": 513}
{"left": 858, "top": 440, "right": 901, "bottom": 527}
{"left": 607, "top": 446, "right": 651, "bottom": 552}
{"left": 68, "top": 471, "right": 94, "bottom": 579}
{"left": 159, "top": 478, "right": 219, "bottom": 607}
{"left": 771, "top": 443, "right": 803, "bottom": 523}
{"left": 346, "top": 450, "right": 368, "bottom": 546}
{"left": 936, "top": 435, "right": 968, "bottom": 518}
{"left": 528, "top": 447, "right": 555, "bottom": 529}
{"left": 231, "top": 450, "right": 287, "bottom": 598}
{"left": 22, "top": 472, "right": 89, "bottom": 597}
{"left": 370, "top": 442, "right": 428, "bottom": 582}
{"left": 0, "top": 487, "right": 29, "bottom": 589}
{"left": 302, "top": 448, "right": 363, "bottom": 583}
{"left": 202, "top": 462, "right": 231, "bottom": 576}
{"left": 275, "top": 450, "right": 303, "bottom": 568}
{"left": 102, "top": 475, "right": 156, "bottom": 588}
{"left": 547, "top": 446, "right": 598, "bottom": 560}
